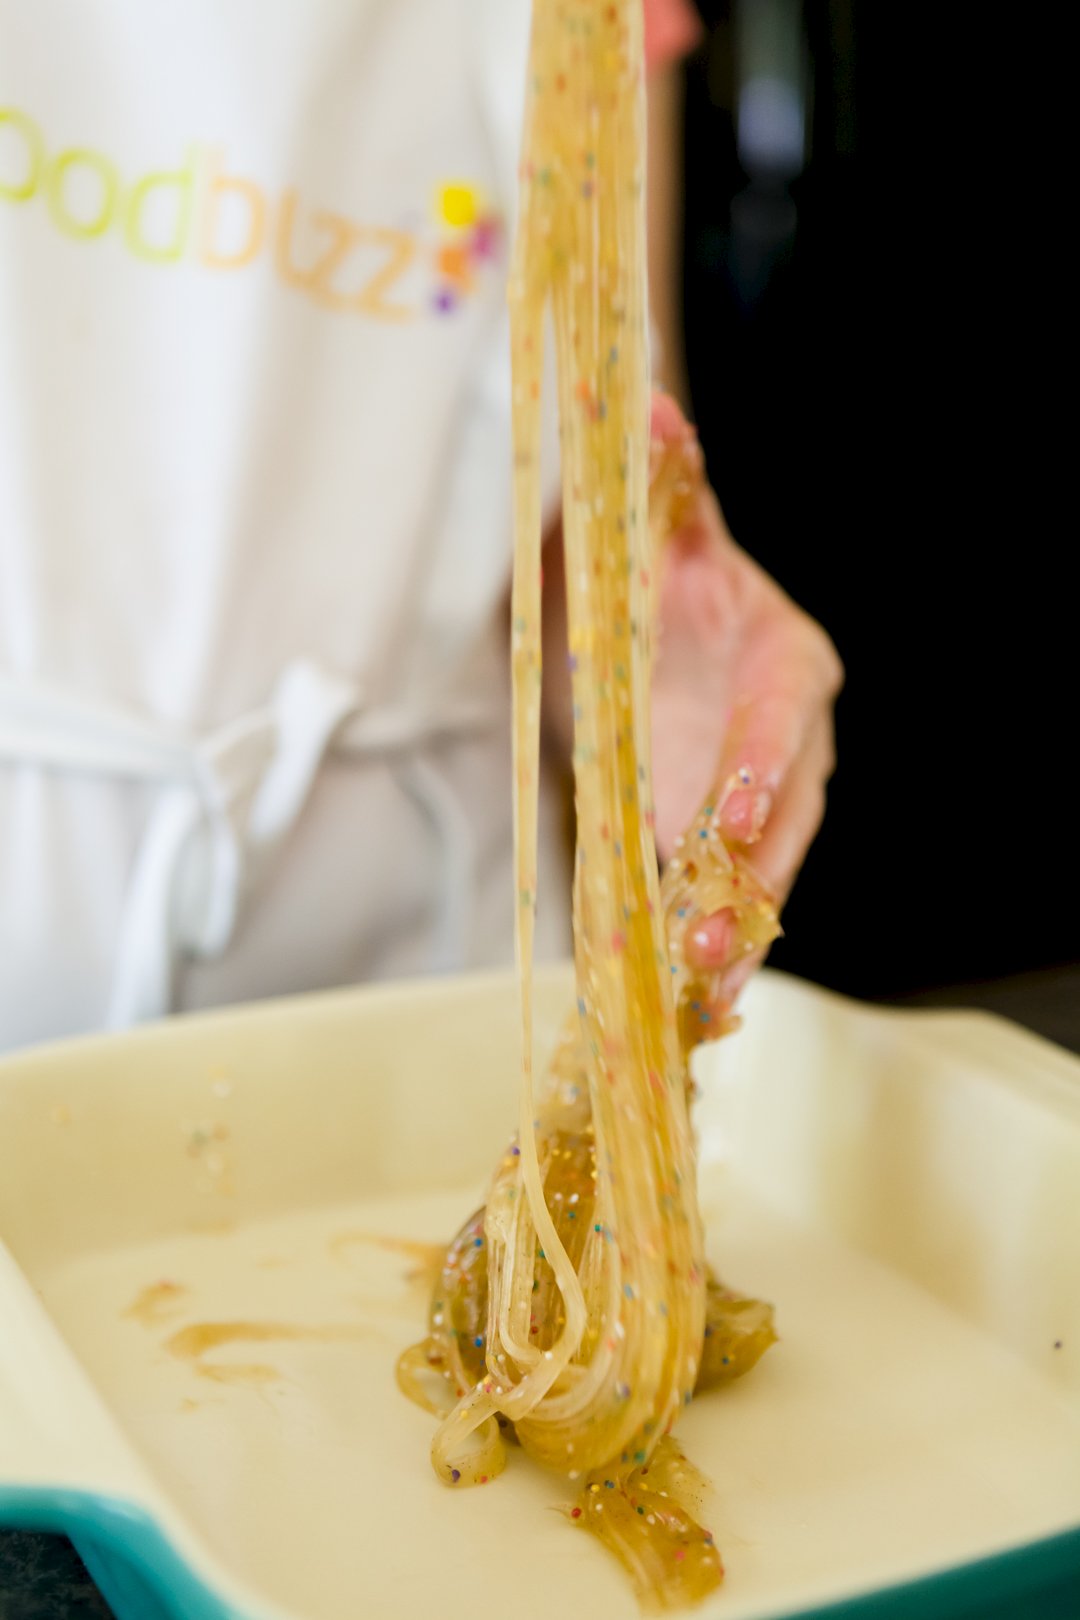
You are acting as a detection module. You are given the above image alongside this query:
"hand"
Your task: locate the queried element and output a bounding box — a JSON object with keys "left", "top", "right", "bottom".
{"left": 649, "top": 393, "right": 843, "bottom": 1004}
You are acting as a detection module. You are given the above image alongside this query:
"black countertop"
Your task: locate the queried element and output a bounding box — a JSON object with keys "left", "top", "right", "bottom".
{"left": 3, "top": 964, "right": 1078, "bottom": 1620}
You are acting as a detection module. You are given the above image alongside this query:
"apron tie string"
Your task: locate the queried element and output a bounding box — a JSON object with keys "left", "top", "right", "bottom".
{"left": 0, "top": 662, "right": 491, "bottom": 1027}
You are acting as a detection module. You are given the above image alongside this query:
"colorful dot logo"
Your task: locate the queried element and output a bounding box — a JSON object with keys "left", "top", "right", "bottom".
{"left": 439, "top": 183, "right": 478, "bottom": 228}
{"left": 432, "top": 181, "right": 501, "bottom": 313}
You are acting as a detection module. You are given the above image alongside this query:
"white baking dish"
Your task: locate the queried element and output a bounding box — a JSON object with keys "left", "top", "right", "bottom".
{"left": 1, "top": 966, "right": 1077, "bottom": 1619}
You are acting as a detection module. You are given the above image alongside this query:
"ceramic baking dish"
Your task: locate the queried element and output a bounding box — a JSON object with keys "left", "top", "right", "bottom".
{"left": 1, "top": 966, "right": 1078, "bottom": 1620}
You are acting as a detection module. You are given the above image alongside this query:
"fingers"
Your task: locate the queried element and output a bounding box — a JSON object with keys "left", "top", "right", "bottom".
{"left": 715, "top": 614, "right": 841, "bottom": 841}
{"left": 715, "top": 946, "right": 766, "bottom": 1009}
{"left": 749, "top": 713, "right": 835, "bottom": 906}
{"left": 650, "top": 388, "right": 695, "bottom": 448}
{"left": 685, "top": 711, "right": 835, "bottom": 982}
{"left": 686, "top": 910, "right": 735, "bottom": 967}
{"left": 645, "top": 397, "right": 844, "bottom": 1014}
{"left": 714, "top": 682, "right": 816, "bottom": 847}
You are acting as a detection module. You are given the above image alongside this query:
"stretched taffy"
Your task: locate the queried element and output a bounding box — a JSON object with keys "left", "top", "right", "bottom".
{"left": 397, "top": 751, "right": 778, "bottom": 1607}
{"left": 398, "top": 0, "right": 779, "bottom": 1608}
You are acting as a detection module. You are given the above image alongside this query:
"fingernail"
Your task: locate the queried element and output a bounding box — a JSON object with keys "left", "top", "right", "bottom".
{"left": 686, "top": 912, "right": 735, "bottom": 968}
{"left": 720, "top": 789, "right": 772, "bottom": 844}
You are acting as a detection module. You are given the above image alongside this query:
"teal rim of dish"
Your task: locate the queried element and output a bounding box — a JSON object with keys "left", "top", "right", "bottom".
{"left": 1, "top": 1485, "right": 1078, "bottom": 1620}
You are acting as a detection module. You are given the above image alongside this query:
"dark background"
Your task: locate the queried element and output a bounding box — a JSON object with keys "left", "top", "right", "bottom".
{"left": 681, "top": 0, "right": 1075, "bottom": 999}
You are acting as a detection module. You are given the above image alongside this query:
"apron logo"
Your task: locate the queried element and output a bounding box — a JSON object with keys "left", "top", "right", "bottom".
{"left": 0, "top": 105, "right": 501, "bottom": 322}
{"left": 432, "top": 182, "right": 502, "bottom": 315}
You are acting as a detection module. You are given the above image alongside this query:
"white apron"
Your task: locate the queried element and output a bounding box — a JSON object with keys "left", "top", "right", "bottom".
{"left": 0, "top": 0, "right": 568, "bottom": 1051}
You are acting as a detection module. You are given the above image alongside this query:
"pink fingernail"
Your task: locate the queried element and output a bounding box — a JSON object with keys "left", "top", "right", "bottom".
{"left": 720, "top": 789, "right": 771, "bottom": 844}
{"left": 686, "top": 912, "right": 735, "bottom": 968}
